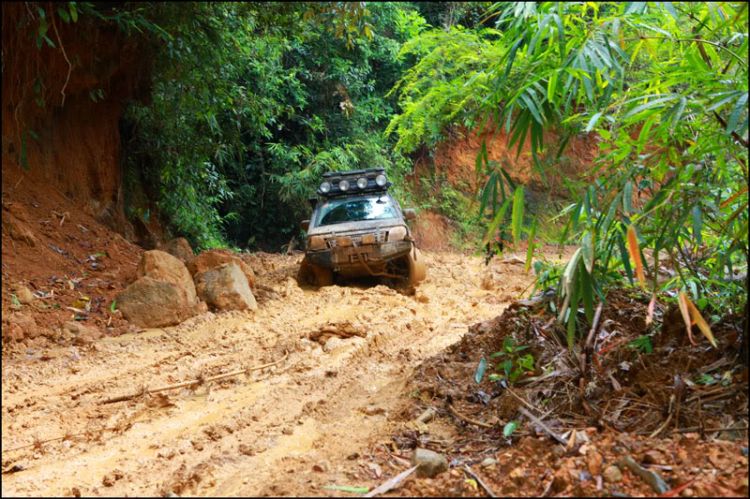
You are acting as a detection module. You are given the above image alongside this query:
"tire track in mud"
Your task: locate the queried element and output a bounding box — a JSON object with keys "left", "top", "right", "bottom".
{"left": 1, "top": 251, "right": 539, "bottom": 497}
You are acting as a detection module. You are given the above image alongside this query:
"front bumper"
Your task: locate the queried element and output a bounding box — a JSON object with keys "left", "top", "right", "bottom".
{"left": 305, "top": 240, "right": 412, "bottom": 272}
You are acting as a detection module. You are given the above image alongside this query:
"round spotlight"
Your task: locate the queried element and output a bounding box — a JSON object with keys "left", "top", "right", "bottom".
{"left": 339, "top": 180, "right": 350, "bottom": 191}
{"left": 357, "top": 177, "right": 368, "bottom": 189}
{"left": 375, "top": 174, "right": 387, "bottom": 187}
{"left": 320, "top": 181, "right": 331, "bottom": 193}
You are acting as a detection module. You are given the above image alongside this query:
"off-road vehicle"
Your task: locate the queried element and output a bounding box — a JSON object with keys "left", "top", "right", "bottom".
{"left": 298, "top": 168, "right": 427, "bottom": 287}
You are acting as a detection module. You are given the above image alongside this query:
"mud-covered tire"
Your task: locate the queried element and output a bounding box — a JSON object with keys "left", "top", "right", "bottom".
{"left": 406, "top": 247, "right": 427, "bottom": 286}
{"left": 312, "top": 265, "right": 334, "bottom": 287}
{"left": 297, "top": 260, "right": 334, "bottom": 287}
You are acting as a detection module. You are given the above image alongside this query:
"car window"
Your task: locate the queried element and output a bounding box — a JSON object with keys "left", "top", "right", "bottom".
{"left": 317, "top": 195, "right": 398, "bottom": 227}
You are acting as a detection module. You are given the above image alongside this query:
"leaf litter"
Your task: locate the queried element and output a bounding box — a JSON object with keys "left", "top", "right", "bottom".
{"left": 382, "top": 287, "right": 748, "bottom": 497}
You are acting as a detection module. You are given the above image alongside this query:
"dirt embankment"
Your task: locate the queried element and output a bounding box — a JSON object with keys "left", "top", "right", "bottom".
{"left": 407, "top": 124, "right": 601, "bottom": 251}
{"left": 1, "top": 4, "right": 159, "bottom": 246}
{"left": 412, "top": 125, "right": 600, "bottom": 199}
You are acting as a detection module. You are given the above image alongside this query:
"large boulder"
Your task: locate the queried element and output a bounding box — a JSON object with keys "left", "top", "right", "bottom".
{"left": 195, "top": 263, "right": 258, "bottom": 312}
{"left": 2, "top": 203, "right": 38, "bottom": 247}
{"left": 157, "top": 238, "right": 195, "bottom": 264}
{"left": 188, "top": 250, "right": 255, "bottom": 290}
{"left": 117, "top": 277, "right": 195, "bottom": 327}
{"left": 2, "top": 312, "right": 37, "bottom": 342}
{"left": 136, "top": 250, "right": 197, "bottom": 306}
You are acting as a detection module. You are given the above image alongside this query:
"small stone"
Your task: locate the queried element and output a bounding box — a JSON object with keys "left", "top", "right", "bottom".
{"left": 239, "top": 443, "right": 254, "bottom": 456}
{"left": 681, "top": 488, "right": 694, "bottom": 497}
{"left": 481, "top": 457, "right": 497, "bottom": 468}
{"left": 742, "top": 447, "right": 748, "bottom": 457}
{"left": 510, "top": 466, "right": 527, "bottom": 485}
{"left": 603, "top": 465, "right": 623, "bottom": 483}
{"left": 643, "top": 450, "right": 664, "bottom": 464}
{"left": 552, "top": 469, "right": 568, "bottom": 492}
{"left": 312, "top": 461, "right": 330, "bottom": 473}
{"left": 15, "top": 285, "right": 35, "bottom": 304}
{"left": 587, "top": 451, "right": 604, "bottom": 476}
{"left": 282, "top": 427, "right": 293, "bottom": 435}
{"left": 580, "top": 471, "right": 592, "bottom": 482}
{"left": 411, "top": 448, "right": 448, "bottom": 478}
{"left": 70, "top": 487, "right": 81, "bottom": 498}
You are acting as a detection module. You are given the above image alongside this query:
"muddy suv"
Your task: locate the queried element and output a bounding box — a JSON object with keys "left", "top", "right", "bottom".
{"left": 298, "top": 168, "right": 427, "bottom": 287}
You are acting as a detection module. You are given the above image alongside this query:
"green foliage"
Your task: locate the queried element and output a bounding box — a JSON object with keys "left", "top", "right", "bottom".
{"left": 503, "top": 420, "right": 520, "bottom": 438}
{"left": 474, "top": 357, "right": 487, "bottom": 383}
{"left": 628, "top": 335, "right": 653, "bottom": 354}
{"left": 118, "top": 2, "right": 422, "bottom": 250}
{"left": 489, "top": 336, "right": 533, "bottom": 383}
{"left": 389, "top": 2, "right": 748, "bottom": 346}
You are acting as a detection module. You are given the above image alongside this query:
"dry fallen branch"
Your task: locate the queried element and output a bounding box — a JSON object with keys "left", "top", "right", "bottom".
{"left": 518, "top": 407, "right": 568, "bottom": 446}
{"left": 462, "top": 464, "right": 496, "bottom": 498}
{"left": 101, "top": 350, "right": 289, "bottom": 404}
{"left": 2, "top": 421, "right": 146, "bottom": 455}
{"left": 448, "top": 404, "right": 493, "bottom": 428}
{"left": 364, "top": 466, "right": 418, "bottom": 498}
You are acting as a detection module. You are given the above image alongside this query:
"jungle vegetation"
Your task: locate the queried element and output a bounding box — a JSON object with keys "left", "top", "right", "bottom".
{"left": 4, "top": 2, "right": 748, "bottom": 345}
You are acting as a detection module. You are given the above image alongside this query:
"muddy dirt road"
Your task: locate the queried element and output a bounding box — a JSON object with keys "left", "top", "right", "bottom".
{"left": 2, "top": 250, "right": 550, "bottom": 497}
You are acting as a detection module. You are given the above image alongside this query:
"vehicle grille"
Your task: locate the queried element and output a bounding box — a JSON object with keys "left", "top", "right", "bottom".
{"left": 325, "top": 231, "right": 388, "bottom": 248}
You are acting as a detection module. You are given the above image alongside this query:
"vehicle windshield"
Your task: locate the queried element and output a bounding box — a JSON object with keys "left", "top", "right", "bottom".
{"left": 316, "top": 195, "right": 398, "bottom": 227}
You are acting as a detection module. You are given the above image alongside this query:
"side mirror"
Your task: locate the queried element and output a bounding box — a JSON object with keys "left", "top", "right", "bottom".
{"left": 300, "top": 220, "right": 310, "bottom": 232}
{"left": 404, "top": 209, "right": 417, "bottom": 221}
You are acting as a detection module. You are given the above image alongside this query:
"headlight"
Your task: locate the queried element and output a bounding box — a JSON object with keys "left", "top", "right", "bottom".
{"left": 320, "top": 181, "right": 331, "bottom": 193}
{"left": 375, "top": 174, "right": 387, "bottom": 187}
{"left": 308, "top": 236, "right": 326, "bottom": 251}
{"left": 388, "top": 226, "right": 407, "bottom": 241}
{"left": 357, "top": 177, "right": 368, "bottom": 189}
{"left": 339, "top": 180, "right": 350, "bottom": 191}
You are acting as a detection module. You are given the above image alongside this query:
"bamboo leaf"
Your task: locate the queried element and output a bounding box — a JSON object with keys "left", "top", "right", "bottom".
{"left": 324, "top": 485, "right": 370, "bottom": 494}
{"left": 623, "top": 181, "right": 633, "bottom": 216}
{"left": 618, "top": 232, "right": 634, "bottom": 286}
{"left": 646, "top": 293, "right": 656, "bottom": 325}
{"left": 57, "top": 7, "right": 70, "bottom": 23}
{"left": 725, "top": 93, "right": 747, "bottom": 134}
{"left": 580, "top": 262, "right": 594, "bottom": 324}
{"left": 525, "top": 215, "right": 538, "bottom": 274}
{"left": 475, "top": 357, "right": 487, "bottom": 384}
{"left": 627, "top": 224, "right": 646, "bottom": 289}
{"left": 480, "top": 197, "right": 512, "bottom": 249}
{"left": 677, "top": 292, "right": 695, "bottom": 346}
{"left": 692, "top": 205, "right": 702, "bottom": 245}
{"left": 511, "top": 186, "right": 525, "bottom": 249}
{"left": 547, "top": 71, "right": 559, "bottom": 102}
{"left": 582, "top": 231, "right": 595, "bottom": 274}
{"left": 686, "top": 297, "right": 717, "bottom": 348}
{"left": 585, "top": 112, "right": 603, "bottom": 133}
{"left": 503, "top": 421, "right": 520, "bottom": 438}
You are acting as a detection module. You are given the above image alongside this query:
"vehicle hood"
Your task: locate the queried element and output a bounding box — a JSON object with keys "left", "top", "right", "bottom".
{"left": 307, "top": 218, "right": 405, "bottom": 237}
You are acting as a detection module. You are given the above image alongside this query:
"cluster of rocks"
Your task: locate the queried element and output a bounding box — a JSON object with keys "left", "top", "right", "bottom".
{"left": 116, "top": 238, "right": 258, "bottom": 328}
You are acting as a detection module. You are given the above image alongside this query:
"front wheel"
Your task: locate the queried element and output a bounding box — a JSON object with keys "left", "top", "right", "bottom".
{"left": 406, "top": 247, "right": 427, "bottom": 286}
{"left": 298, "top": 260, "right": 334, "bottom": 287}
